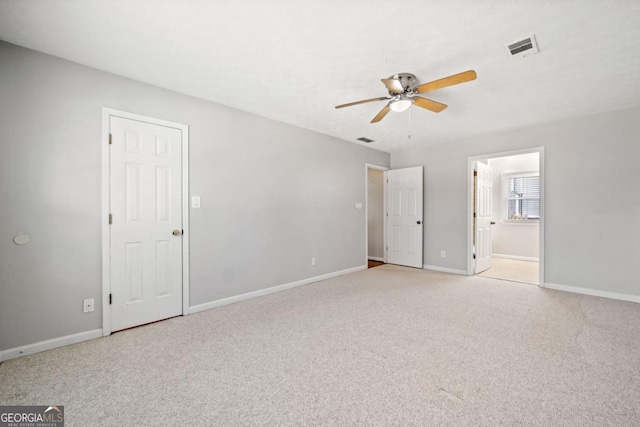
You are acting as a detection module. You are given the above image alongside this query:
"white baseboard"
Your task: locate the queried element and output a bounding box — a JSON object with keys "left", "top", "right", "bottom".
{"left": 368, "top": 256, "right": 384, "bottom": 262}
{"left": 423, "top": 265, "right": 468, "bottom": 276}
{"left": 493, "top": 254, "right": 539, "bottom": 262}
{"left": 1, "top": 267, "right": 368, "bottom": 362}
{"left": 189, "top": 265, "right": 368, "bottom": 314}
{"left": 0, "top": 329, "right": 103, "bottom": 363}
{"left": 544, "top": 282, "right": 640, "bottom": 304}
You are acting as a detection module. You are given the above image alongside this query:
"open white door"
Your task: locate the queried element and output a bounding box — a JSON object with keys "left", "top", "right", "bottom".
{"left": 109, "top": 116, "right": 184, "bottom": 332}
{"left": 474, "top": 161, "right": 493, "bottom": 274}
{"left": 385, "top": 166, "right": 423, "bottom": 268}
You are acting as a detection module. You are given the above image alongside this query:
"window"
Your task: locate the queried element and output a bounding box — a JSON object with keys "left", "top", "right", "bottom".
{"left": 502, "top": 172, "right": 539, "bottom": 221}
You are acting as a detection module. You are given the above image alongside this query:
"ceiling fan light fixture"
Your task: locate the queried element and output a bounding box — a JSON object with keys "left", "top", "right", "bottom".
{"left": 389, "top": 97, "right": 413, "bottom": 112}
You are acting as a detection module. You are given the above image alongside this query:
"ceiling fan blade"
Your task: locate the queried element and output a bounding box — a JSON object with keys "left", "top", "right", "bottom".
{"left": 381, "top": 78, "right": 404, "bottom": 93}
{"left": 335, "top": 97, "right": 388, "bottom": 109}
{"left": 415, "top": 70, "right": 477, "bottom": 94}
{"left": 371, "top": 105, "right": 391, "bottom": 123}
{"left": 413, "top": 96, "right": 448, "bottom": 113}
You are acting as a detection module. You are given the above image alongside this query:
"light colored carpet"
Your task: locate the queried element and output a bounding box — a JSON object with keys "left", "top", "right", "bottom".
{"left": 478, "top": 257, "right": 539, "bottom": 285}
{"left": 1, "top": 265, "right": 639, "bottom": 426}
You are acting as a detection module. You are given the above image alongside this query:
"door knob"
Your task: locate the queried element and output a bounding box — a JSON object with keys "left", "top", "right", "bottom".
{"left": 172, "top": 229, "right": 183, "bottom": 236}
{"left": 417, "top": 220, "right": 422, "bottom": 225}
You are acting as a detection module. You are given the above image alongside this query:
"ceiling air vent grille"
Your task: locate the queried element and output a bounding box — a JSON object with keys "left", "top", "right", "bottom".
{"left": 507, "top": 34, "right": 539, "bottom": 59}
{"left": 357, "top": 137, "right": 374, "bottom": 143}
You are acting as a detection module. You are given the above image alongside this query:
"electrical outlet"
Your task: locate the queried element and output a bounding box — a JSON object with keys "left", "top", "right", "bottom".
{"left": 440, "top": 250, "right": 446, "bottom": 258}
{"left": 311, "top": 257, "right": 316, "bottom": 266}
{"left": 83, "top": 298, "right": 94, "bottom": 313}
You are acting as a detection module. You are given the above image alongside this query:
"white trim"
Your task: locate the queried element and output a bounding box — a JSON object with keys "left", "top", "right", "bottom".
{"left": 189, "top": 265, "right": 367, "bottom": 314}
{"left": 368, "top": 256, "right": 385, "bottom": 262}
{"left": 365, "top": 163, "right": 389, "bottom": 267}
{"left": 366, "top": 164, "right": 389, "bottom": 171}
{"left": 383, "top": 171, "right": 387, "bottom": 264}
{"left": 101, "top": 108, "right": 190, "bottom": 336}
{"left": 423, "top": 265, "right": 468, "bottom": 276}
{"left": 539, "top": 147, "right": 546, "bottom": 287}
{"left": 181, "top": 127, "right": 190, "bottom": 317}
{"left": 467, "top": 160, "right": 478, "bottom": 275}
{"left": 101, "top": 109, "right": 111, "bottom": 336}
{"left": 492, "top": 254, "right": 539, "bottom": 262}
{"left": 467, "top": 147, "right": 545, "bottom": 286}
{"left": 0, "top": 329, "right": 102, "bottom": 362}
{"left": 544, "top": 283, "right": 640, "bottom": 304}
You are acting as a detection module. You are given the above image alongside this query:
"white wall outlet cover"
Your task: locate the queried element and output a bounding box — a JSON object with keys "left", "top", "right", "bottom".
{"left": 191, "top": 196, "right": 201, "bottom": 208}
{"left": 354, "top": 202, "right": 363, "bottom": 210}
{"left": 13, "top": 234, "right": 30, "bottom": 245}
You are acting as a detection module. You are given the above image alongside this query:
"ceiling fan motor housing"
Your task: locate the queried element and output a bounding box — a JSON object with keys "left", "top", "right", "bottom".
{"left": 390, "top": 73, "right": 418, "bottom": 93}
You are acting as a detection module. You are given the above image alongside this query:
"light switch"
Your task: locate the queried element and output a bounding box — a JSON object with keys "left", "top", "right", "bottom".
{"left": 354, "top": 202, "right": 363, "bottom": 210}
{"left": 192, "top": 196, "right": 201, "bottom": 209}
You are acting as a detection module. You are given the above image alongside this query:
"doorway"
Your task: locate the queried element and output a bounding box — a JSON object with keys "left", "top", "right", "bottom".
{"left": 467, "top": 148, "right": 544, "bottom": 286}
{"left": 101, "top": 108, "right": 190, "bottom": 335}
{"left": 366, "top": 164, "right": 388, "bottom": 268}
{"left": 365, "top": 164, "right": 425, "bottom": 270}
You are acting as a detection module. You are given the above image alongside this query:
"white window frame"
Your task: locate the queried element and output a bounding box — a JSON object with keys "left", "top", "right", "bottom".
{"left": 501, "top": 171, "right": 540, "bottom": 223}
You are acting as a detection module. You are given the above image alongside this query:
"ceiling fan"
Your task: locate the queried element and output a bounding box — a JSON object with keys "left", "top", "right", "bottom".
{"left": 335, "top": 70, "right": 477, "bottom": 123}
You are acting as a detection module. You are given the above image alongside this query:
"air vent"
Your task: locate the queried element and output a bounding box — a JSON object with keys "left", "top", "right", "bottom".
{"left": 507, "top": 34, "right": 539, "bottom": 59}
{"left": 357, "top": 137, "right": 374, "bottom": 143}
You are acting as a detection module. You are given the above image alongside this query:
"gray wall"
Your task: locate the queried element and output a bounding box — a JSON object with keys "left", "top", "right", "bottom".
{"left": 367, "top": 168, "right": 384, "bottom": 259}
{"left": 392, "top": 107, "right": 640, "bottom": 296}
{"left": 0, "top": 42, "right": 389, "bottom": 351}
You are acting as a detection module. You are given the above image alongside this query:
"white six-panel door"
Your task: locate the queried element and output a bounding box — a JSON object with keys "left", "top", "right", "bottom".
{"left": 109, "top": 116, "right": 183, "bottom": 332}
{"left": 474, "top": 161, "right": 493, "bottom": 274}
{"left": 385, "top": 167, "right": 423, "bottom": 268}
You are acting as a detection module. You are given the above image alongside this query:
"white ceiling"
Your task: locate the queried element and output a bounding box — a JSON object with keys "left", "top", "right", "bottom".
{"left": 1, "top": 0, "right": 640, "bottom": 152}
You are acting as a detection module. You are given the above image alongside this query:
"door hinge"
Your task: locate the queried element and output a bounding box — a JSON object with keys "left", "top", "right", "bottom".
{"left": 386, "top": 246, "right": 388, "bottom": 251}
{"left": 109, "top": 293, "right": 112, "bottom": 305}
{"left": 473, "top": 254, "right": 476, "bottom": 259}
{"left": 108, "top": 133, "right": 112, "bottom": 145}
{"left": 473, "top": 212, "right": 476, "bottom": 218}
{"left": 474, "top": 170, "right": 477, "bottom": 177}
{"left": 386, "top": 212, "right": 388, "bottom": 217}
{"left": 109, "top": 213, "right": 113, "bottom": 224}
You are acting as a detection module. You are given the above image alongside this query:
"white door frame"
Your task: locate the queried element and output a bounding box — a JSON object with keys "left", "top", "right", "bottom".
{"left": 365, "top": 163, "right": 389, "bottom": 266}
{"left": 101, "top": 108, "right": 190, "bottom": 336}
{"left": 473, "top": 161, "right": 494, "bottom": 274}
{"left": 466, "top": 147, "right": 545, "bottom": 286}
